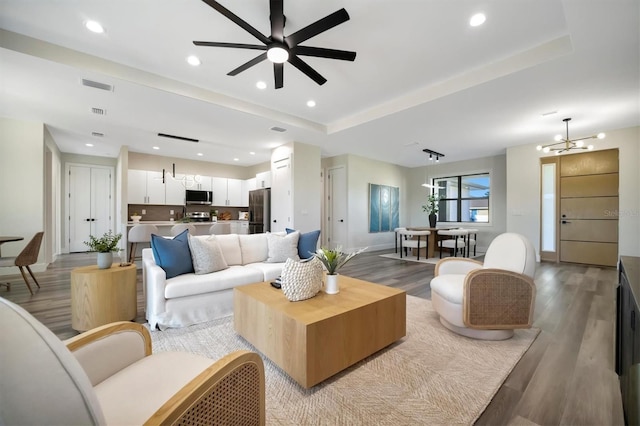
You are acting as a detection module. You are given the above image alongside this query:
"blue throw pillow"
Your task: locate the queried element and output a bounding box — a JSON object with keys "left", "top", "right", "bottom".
{"left": 286, "top": 228, "right": 321, "bottom": 259}
{"left": 151, "top": 229, "right": 194, "bottom": 279}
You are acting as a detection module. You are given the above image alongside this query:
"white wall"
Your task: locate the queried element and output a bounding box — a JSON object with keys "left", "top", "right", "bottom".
{"left": 43, "top": 126, "right": 62, "bottom": 262}
{"left": 291, "top": 142, "right": 321, "bottom": 232}
{"left": 0, "top": 117, "right": 46, "bottom": 274}
{"left": 507, "top": 125, "right": 640, "bottom": 258}
{"left": 407, "top": 154, "right": 507, "bottom": 252}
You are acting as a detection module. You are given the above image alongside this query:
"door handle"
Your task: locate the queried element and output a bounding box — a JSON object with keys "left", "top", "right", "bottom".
{"left": 339, "top": 219, "right": 344, "bottom": 222}
{"left": 273, "top": 219, "right": 277, "bottom": 223}
{"left": 561, "top": 220, "right": 571, "bottom": 224}
{"left": 85, "top": 218, "right": 91, "bottom": 222}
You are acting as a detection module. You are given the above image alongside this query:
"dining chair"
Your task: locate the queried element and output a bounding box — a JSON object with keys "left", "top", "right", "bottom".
{"left": 398, "top": 229, "right": 431, "bottom": 260}
{"left": 394, "top": 227, "right": 406, "bottom": 254}
{"left": 463, "top": 228, "right": 478, "bottom": 257}
{"left": 437, "top": 229, "right": 467, "bottom": 258}
{"left": 127, "top": 224, "right": 158, "bottom": 263}
{"left": 0, "top": 232, "right": 44, "bottom": 295}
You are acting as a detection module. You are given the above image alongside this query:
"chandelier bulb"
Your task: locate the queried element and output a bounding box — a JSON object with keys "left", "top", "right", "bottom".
{"left": 554, "top": 134, "right": 562, "bottom": 142}
{"left": 575, "top": 140, "right": 584, "bottom": 148}
{"left": 588, "top": 145, "right": 594, "bottom": 150}
{"left": 536, "top": 145, "right": 542, "bottom": 151}
{"left": 597, "top": 132, "right": 606, "bottom": 139}
{"left": 543, "top": 147, "right": 551, "bottom": 153}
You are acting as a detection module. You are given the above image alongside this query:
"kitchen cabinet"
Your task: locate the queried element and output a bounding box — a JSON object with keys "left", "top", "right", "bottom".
{"left": 193, "top": 175, "right": 212, "bottom": 191}
{"left": 242, "top": 178, "right": 257, "bottom": 207}
{"left": 165, "top": 173, "right": 186, "bottom": 205}
{"left": 128, "top": 170, "right": 165, "bottom": 204}
{"left": 256, "top": 171, "right": 272, "bottom": 188}
{"left": 212, "top": 177, "right": 244, "bottom": 206}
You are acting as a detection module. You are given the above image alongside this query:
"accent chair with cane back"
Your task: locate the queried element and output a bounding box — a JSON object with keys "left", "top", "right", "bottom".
{"left": 430, "top": 233, "right": 536, "bottom": 340}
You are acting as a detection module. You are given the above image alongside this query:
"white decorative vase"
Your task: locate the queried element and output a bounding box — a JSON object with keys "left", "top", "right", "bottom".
{"left": 325, "top": 274, "right": 339, "bottom": 294}
{"left": 97, "top": 252, "right": 113, "bottom": 269}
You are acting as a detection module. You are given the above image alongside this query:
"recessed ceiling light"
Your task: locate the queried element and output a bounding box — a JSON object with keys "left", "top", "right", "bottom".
{"left": 85, "top": 20, "right": 104, "bottom": 34}
{"left": 249, "top": 151, "right": 256, "bottom": 155}
{"left": 197, "top": 153, "right": 203, "bottom": 157}
{"left": 85, "top": 143, "right": 94, "bottom": 147}
{"left": 233, "top": 158, "right": 239, "bottom": 162}
{"left": 469, "top": 13, "right": 486, "bottom": 27}
{"left": 186, "top": 55, "right": 201, "bottom": 66}
{"left": 306, "top": 100, "right": 316, "bottom": 108}
{"left": 256, "top": 81, "right": 267, "bottom": 90}
{"left": 152, "top": 146, "right": 160, "bottom": 150}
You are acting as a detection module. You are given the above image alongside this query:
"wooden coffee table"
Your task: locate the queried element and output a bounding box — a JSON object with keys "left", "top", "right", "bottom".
{"left": 234, "top": 276, "right": 406, "bottom": 388}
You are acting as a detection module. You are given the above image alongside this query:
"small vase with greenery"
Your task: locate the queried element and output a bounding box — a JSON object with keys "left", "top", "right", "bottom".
{"left": 314, "top": 246, "right": 367, "bottom": 294}
{"left": 84, "top": 230, "right": 122, "bottom": 269}
{"left": 422, "top": 194, "right": 440, "bottom": 227}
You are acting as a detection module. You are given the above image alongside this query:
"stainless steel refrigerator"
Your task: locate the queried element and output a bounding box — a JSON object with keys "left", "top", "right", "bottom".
{"left": 248, "top": 188, "right": 270, "bottom": 234}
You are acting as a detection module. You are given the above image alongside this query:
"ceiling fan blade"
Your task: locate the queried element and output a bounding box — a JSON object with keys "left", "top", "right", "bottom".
{"left": 227, "top": 52, "right": 268, "bottom": 76}
{"left": 285, "top": 8, "right": 350, "bottom": 47}
{"left": 288, "top": 55, "right": 327, "bottom": 86}
{"left": 201, "top": 0, "right": 270, "bottom": 45}
{"left": 193, "top": 41, "right": 267, "bottom": 50}
{"left": 292, "top": 46, "right": 356, "bottom": 61}
{"left": 270, "top": 0, "right": 285, "bottom": 42}
{"left": 274, "top": 63, "right": 284, "bottom": 89}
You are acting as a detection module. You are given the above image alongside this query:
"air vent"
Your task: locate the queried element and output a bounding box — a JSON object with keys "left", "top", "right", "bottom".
{"left": 270, "top": 126, "right": 287, "bottom": 133}
{"left": 157, "top": 133, "right": 199, "bottom": 143}
{"left": 82, "top": 79, "right": 113, "bottom": 91}
{"left": 91, "top": 107, "right": 106, "bottom": 115}
{"left": 91, "top": 132, "right": 104, "bottom": 137}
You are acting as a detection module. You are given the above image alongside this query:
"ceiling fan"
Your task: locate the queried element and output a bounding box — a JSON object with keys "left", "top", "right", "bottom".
{"left": 194, "top": 0, "right": 356, "bottom": 89}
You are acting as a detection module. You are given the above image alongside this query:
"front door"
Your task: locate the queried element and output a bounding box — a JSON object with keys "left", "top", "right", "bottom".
{"left": 558, "top": 149, "right": 619, "bottom": 266}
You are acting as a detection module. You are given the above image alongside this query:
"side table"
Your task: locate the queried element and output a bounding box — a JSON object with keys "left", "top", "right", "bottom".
{"left": 71, "top": 263, "right": 137, "bottom": 332}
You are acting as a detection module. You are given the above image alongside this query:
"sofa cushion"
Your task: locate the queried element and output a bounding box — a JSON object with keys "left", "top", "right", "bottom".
{"left": 245, "top": 262, "right": 285, "bottom": 282}
{"left": 266, "top": 231, "right": 300, "bottom": 263}
{"left": 187, "top": 235, "right": 229, "bottom": 275}
{"left": 164, "top": 266, "right": 263, "bottom": 298}
{"left": 286, "top": 228, "right": 321, "bottom": 259}
{"left": 150, "top": 230, "right": 194, "bottom": 279}
{"left": 238, "top": 234, "right": 268, "bottom": 265}
{"left": 213, "top": 234, "right": 242, "bottom": 266}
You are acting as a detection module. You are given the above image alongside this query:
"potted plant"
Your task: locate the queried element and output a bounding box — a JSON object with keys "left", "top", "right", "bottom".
{"left": 314, "top": 246, "right": 367, "bottom": 294}
{"left": 422, "top": 194, "right": 439, "bottom": 228}
{"left": 131, "top": 212, "right": 142, "bottom": 222}
{"left": 84, "top": 230, "right": 122, "bottom": 269}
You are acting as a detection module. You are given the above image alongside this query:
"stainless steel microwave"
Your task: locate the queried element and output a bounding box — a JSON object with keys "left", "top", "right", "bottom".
{"left": 185, "top": 190, "right": 212, "bottom": 205}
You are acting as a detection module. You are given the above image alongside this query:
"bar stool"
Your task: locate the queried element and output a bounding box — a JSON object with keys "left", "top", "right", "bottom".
{"left": 394, "top": 227, "right": 406, "bottom": 253}
{"left": 209, "top": 223, "right": 231, "bottom": 235}
{"left": 438, "top": 229, "right": 467, "bottom": 258}
{"left": 398, "top": 229, "right": 431, "bottom": 260}
{"left": 170, "top": 223, "right": 196, "bottom": 236}
{"left": 127, "top": 224, "right": 158, "bottom": 263}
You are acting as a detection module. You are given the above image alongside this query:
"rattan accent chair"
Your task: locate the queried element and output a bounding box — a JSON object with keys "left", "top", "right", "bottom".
{"left": 0, "top": 297, "right": 266, "bottom": 425}
{"left": 0, "top": 231, "right": 44, "bottom": 295}
{"left": 430, "top": 233, "right": 536, "bottom": 340}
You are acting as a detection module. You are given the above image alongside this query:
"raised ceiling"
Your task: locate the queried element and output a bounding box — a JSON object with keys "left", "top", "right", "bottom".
{"left": 0, "top": 0, "right": 638, "bottom": 167}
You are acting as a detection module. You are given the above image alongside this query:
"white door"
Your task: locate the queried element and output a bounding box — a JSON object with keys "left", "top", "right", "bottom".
{"left": 271, "top": 158, "right": 291, "bottom": 232}
{"left": 68, "top": 165, "right": 113, "bottom": 252}
{"left": 327, "top": 166, "right": 347, "bottom": 249}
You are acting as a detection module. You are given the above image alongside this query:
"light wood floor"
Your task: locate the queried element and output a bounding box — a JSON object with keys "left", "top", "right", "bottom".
{"left": 1, "top": 249, "right": 624, "bottom": 425}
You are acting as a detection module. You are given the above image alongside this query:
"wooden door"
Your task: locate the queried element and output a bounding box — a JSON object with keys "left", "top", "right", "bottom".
{"left": 559, "top": 149, "right": 618, "bottom": 266}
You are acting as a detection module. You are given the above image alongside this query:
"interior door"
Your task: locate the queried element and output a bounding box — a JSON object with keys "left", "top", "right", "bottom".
{"left": 559, "top": 149, "right": 619, "bottom": 266}
{"left": 271, "top": 157, "right": 291, "bottom": 232}
{"left": 68, "top": 165, "right": 113, "bottom": 252}
{"left": 327, "top": 166, "right": 347, "bottom": 249}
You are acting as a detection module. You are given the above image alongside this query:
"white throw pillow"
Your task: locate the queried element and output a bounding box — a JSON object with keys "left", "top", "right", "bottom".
{"left": 266, "top": 231, "right": 300, "bottom": 263}
{"left": 188, "top": 235, "right": 229, "bottom": 274}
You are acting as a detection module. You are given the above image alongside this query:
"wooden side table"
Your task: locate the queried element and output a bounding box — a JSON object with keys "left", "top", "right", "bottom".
{"left": 71, "top": 263, "right": 137, "bottom": 332}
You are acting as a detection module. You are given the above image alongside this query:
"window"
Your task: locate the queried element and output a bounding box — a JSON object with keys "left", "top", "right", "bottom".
{"left": 432, "top": 173, "right": 490, "bottom": 223}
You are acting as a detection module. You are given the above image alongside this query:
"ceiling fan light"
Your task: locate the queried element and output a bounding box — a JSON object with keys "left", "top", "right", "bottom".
{"left": 267, "top": 47, "right": 289, "bottom": 63}
{"left": 597, "top": 132, "right": 606, "bottom": 139}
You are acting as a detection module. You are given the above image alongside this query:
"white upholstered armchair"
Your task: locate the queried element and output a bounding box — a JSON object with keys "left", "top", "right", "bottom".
{"left": 430, "top": 233, "right": 537, "bottom": 340}
{"left": 0, "top": 297, "right": 265, "bottom": 425}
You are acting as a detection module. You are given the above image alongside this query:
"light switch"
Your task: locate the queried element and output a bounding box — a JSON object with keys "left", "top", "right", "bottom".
{"left": 170, "top": 209, "right": 174, "bottom": 215}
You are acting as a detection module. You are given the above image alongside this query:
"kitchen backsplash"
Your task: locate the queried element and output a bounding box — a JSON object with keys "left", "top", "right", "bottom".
{"left": 128, "top": 205, "right": 247, "bottom": 222}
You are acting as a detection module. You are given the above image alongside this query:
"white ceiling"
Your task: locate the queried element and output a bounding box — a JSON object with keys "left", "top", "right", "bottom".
{"left": 0, "top": 0, "right": 638, "bottom": 168}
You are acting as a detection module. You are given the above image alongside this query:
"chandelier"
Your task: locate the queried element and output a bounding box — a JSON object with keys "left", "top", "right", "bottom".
{"left": 536, "top": 118, "right": 605, "bottom": 155}
{"left": 161, "top": 163, "right": 202, "bottom": 188}
{"left": 421, "top": 149, "right": 445, "bottom": 188}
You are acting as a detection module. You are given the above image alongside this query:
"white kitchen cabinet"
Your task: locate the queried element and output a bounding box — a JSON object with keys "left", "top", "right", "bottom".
{"left": 241, "top": 178, "right": 256, "bottom": 207}
{"left": 211, "top": 177, "right": 244, "bottom": 206}
{"left": 165, "top": 173, "right": 186, "bottom": 205}
{"left": 128, "top": 170, "right": 165, "bottom": 204}
{"left": 193, "top": 175, "right": 212, "bottom": 191}
{"left": 256, "top": 171, "right": 271, "bottom": 188}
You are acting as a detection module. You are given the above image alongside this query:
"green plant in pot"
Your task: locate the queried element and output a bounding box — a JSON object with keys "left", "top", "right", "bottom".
{"left": 84, "top": 230, "right": 122, "bottom": 269}
{"left": 314, "top": 246, "right": 367, "bottom": 294}
{"left": 422, "top": 194, "right": 439, "bottom": 228}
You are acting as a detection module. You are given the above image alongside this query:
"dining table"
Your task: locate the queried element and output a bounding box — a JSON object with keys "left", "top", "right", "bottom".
{"left": 406, "top": 227, "right": 456, "bottom": 259}
{"left": 0, "top": 236, "right": 24, "bottom": 257}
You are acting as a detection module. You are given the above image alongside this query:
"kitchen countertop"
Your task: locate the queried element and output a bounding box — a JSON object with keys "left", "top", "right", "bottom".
{"left": 126, "top": 220, "right": 248, "bottom": 226}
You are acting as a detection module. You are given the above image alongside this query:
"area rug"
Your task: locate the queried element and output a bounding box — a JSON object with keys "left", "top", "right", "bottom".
{"left": 379, "top": 252, "right": 484, "bottom": 265}
{"left": 151, "top": 295, "right": 538, "bottom": 425}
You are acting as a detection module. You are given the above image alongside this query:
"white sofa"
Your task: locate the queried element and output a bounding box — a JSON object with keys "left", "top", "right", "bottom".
{"left": 143, "top": 233, "right": 287, "bottom": 330}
